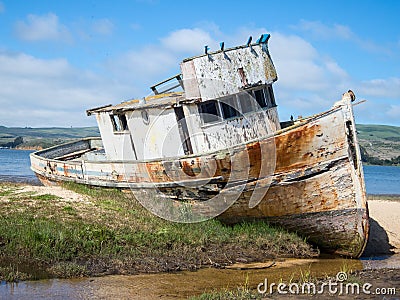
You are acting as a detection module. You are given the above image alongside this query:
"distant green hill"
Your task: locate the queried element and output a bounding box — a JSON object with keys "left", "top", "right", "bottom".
{"left": 0, "top": 126, "right": 100, "bottom": 149}
{"left": 357, "top": 124, "right": 400, "bottom": 165}
{"left": 357, "top": 124, "right": 400, "bottom": 141}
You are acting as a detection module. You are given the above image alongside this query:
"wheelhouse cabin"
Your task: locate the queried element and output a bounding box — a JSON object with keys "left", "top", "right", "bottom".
{"left": 86, "top": 35, "right": 281, "bottom": 161}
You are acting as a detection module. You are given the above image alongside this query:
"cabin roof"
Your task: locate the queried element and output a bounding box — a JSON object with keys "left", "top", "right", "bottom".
{"left": 86, "top": 92, "right": 185, "bottom": 115}
{"left": 182, "top": 34, "right": 270, "bottom": 62}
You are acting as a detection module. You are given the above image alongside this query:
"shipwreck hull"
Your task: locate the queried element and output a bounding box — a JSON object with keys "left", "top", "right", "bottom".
{"left": 30, "top": 98, "right": 369, "bottom": 257}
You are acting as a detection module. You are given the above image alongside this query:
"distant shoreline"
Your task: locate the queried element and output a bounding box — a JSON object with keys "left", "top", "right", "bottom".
{"left": 0, "top": 147, "right": 40, "bottom": 150}
{"left": 367, "top": 194, "right": 400, "bottom": 201}
{"left": 0, "top": 175, "right": 41, "bottom": 186}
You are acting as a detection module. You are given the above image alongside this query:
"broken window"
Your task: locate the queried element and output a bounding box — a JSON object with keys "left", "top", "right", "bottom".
{"left": 266, "top": 85, "right": 276, "bottom": 107}
{"left": 221, "top": 96, "right": 240, "bottom": 119}
{"left": 198, "top": 100, "right": 221, "bottom": 123}
{"left": 110, "top": 114, "right": 128, "bottom": 132}
{"left": 238, "top": 92, "right": 254, "bottom": 114}
{"left": 254, "top": 89, "right": 267, "bottom": 109}
{"left": 119, "top": 114, "right": 128, "bottom": 130}
{"left": 198, "top": 86, "right": 276, "bottom": 125}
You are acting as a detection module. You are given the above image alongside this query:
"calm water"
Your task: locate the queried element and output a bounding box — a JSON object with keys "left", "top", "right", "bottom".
{"left": 0, "top": 149, "right": 399, "bottom": 194}
{"left": 0, "top": 148, "right": 40, "bottom": 185}
{"left": 363, "top": 165, "right": 400, "bottom": 195}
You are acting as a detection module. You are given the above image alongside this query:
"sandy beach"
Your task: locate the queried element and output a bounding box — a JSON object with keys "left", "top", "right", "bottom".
{"left": 362, "top": 198, "right": 400, "bottom": 257}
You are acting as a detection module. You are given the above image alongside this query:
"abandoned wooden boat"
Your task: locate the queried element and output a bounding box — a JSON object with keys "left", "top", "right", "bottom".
{"left": 30, "top": 34, "right": 369, "bottom": 257}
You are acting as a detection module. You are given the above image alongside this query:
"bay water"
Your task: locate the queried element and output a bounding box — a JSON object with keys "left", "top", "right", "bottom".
{"left": 0, "top": 148, "right": 40, "bottom": 185}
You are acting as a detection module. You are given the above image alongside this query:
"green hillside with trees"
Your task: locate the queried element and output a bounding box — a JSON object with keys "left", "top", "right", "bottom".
{"left": 357, "top": 124, "right": 400, "bottom": 166}
{"left": 0, "top": 126, "right": 100, "bottom": 149}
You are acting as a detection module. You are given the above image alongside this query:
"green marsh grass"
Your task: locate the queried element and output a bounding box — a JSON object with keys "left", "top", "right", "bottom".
{"left": 0, "top": 182, "right": 316, "bottom": 281}
{"left": 0, "top": 265, "right": 32, "bottom": 282}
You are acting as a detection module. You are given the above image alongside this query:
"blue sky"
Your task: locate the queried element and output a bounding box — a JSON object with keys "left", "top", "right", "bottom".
{"left": 0, "top": 0, "right": 399, "bottom": 127}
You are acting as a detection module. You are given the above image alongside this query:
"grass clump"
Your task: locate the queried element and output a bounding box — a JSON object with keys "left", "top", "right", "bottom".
{"left": 190, "top": 279, "right": 261, "bottom": 300}
{"left": 0, "top": 184, "right": 20, "bottom": 197}
{"left": 31, "top": 194, "right": 62, "bottom": 201}
{"left": 62, "top": 205, "right": 76, "bottom": 215}
{"left": 47, "top": 262, "right": 88, "bottom": 278}
{"left": 0, "top": 266, "right": 32, "bottom": 282}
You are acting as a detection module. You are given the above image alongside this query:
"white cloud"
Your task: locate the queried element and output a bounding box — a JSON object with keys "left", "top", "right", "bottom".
{"left": 358, "top": 77, "right": 400, "bottom": 98}
{"left": 269, "top": 32, "right": 350, "bottom": 104}
{"left": 295, "top": 20, "right": 391, "bottom": 56}
{"left": 324, "top": 59, "right": 348, "bottom": 78}
{"left": 92, "top": 19, "right": 114, "bottom": 36}
{"left": 0, "top": 51, "right": 125, "bottom": 127}
{"left": 106, "top": 28, "right": 219, "bottom": 94}
{"left": 296, "top": 20, "right": 353, "bottom": 40}
{"left": 14, "top": 13, "right": 71, "bottom": 42}
{"left": 0, "top": 51, "right": 70, "bottom": 77}
{"left": 270, "top": 33, "right": 318, "bottom": 61}
{"left": 161, "top": 28, "right": 217, "bottom": 53}
{"left": 353, "top": 100, "right": 400, "bottom": 126}
{"left": 107, "top": 45, "right": 178, "bottom": 93}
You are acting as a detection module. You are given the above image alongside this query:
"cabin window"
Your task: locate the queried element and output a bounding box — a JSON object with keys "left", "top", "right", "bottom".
{"left": 119, "top": 114, "right": 128, "bottom": 130}
{"left": 266, "top": 85, "right": 276, "bottom": 107}
{"left": 198, "top": 100, "right": 221, "bottom": 123}
{"left": 110, "top": 114, "right": 128, "bottom": 132}
{"left": 238, "top": 92, "right": 254, "bottom": 114}
{"left": 221, "top": 96, "right": 240, "bottom": 119}
{"left": 254, "top": 89, "right": 268, "bottom": 109}
{"left": 198, "top": 86, "right": 276, "bottom": 125}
